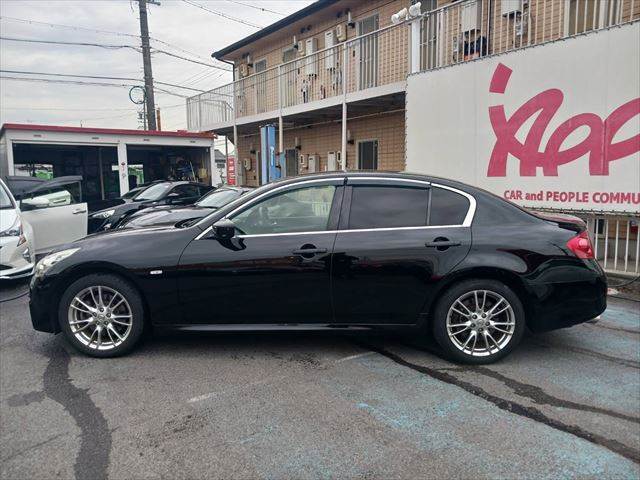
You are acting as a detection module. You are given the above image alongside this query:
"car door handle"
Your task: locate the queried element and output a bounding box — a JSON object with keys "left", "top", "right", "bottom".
{"left": 425, "top": 240, "right": 461, "bottom": 248}
{"left": 292, "top": 248, "right": 328, "bottom": 255}
{"left": 72, "top": 208, "right": 87, "bottom": 215}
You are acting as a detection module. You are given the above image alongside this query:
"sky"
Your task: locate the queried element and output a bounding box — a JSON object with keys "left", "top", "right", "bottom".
{"left": 0, "top": 0, "right": 314, "bottom": 136}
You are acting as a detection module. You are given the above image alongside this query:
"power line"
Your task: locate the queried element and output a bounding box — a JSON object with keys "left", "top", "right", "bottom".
{"left": 0, "top": 69, "right": 205, "bottom": 92}
{"left": 0, "top": 75, "right": 188, "bottom": 98}
{"left": 152, "top": 49, "right": 231, "bottom": 70}
{"left": 0, "top": 36, "right": 231, "bottom": 71}
{"left": 0, "top": 36, "right": 136, "bottom": 49}
{"left": 181, "top": 0, "right": 263, "bottom": 29}
{"left": 0, "top": 103, "right": 185, "bottom": 111}
{"left": 0, "top": 15, "right": 227, "bottom": 68}
{"left": 225, "top": 0, "right": 286, "bottom": 16}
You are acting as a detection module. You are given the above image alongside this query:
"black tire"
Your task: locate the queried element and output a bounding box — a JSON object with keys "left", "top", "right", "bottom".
{"left": 58, "top": 274, "right": 145, "bottom": 358}
{"left": 432, "top": 279, "right": 525, "bottom": 364}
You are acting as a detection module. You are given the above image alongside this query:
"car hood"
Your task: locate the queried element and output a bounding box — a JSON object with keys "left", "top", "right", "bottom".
{"left": 123, "top": 206, "right": 211, "bottom": 228}
{"left": 0, "top": 208, "right": 18, "bottom": 233}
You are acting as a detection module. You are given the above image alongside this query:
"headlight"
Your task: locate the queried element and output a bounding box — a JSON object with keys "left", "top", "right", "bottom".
{"left": 91, "top": 209, "right": 115, "bottom": 220}
{"left": 0, "top": 217, "right": 22, "bottom": 237}
{"left": 0, "top": 218, "right": 26, "bottom": 246}
{"left": 35, "top": 248, "right": 80, "bottom": 278}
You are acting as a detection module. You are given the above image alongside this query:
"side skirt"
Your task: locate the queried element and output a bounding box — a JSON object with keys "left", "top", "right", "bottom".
{"left": 154, "top": 323, "right": 418, "bottom": 333}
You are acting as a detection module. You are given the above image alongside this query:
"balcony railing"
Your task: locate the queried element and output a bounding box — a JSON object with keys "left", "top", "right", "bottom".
{"left": 187, "top": 0, "right": 639, "bottom": 131}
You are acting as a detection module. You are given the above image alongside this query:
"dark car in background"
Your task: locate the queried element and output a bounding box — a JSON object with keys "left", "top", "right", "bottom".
{"left": 29, "top": 172, "right": 606, "bottom": 363}
{"left": 117, "top": 186, "right": 253, "bottom": 229}
{"left": 87, "top": 183, "right": 153, "bottom": 214}
{"left": 88, "top": 181, "right": 212, "bottom": 232}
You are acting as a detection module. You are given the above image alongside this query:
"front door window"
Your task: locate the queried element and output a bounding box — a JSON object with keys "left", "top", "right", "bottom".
{"left": 231, "top": 184, "right": 336, "bottom": 235}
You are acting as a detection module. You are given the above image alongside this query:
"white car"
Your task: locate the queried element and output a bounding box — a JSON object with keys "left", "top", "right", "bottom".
{"left": 0, "top": 178, "right": 35, "bottom": 280}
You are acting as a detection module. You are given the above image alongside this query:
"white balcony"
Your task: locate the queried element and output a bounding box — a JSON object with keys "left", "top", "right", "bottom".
{"left": 187, "top": 0, "right": 639, "bottom": 132}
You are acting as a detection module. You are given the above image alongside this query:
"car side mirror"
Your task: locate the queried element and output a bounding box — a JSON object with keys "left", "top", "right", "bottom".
{"left": 211, "top": 219, "right": 236, "bottom": 240}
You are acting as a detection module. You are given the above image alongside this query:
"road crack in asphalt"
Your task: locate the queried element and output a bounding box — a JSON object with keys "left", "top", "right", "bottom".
{"left": 468, "top": 366, "right": 640, "bottom": 424}
{"left": 353, "top": 341, "right": 640, "bottom": 464}
{"left": 399, "top": 342, "right": 639, "bottom": 425}
{"left": 42, "top": 346, "right": 112, "bottom": 480}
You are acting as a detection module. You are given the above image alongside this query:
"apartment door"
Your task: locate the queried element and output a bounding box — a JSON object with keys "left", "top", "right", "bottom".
{"left": 254, "top": 59, "right": 267, "bottom": 113}
{"left": 358, "top": 140, "right": 378, "bottom": 170}
{"left": 357, "top": 14, "right": 379, "bottom": 89}
{"left": 284, "top": 149, "right": 298, "bottom": 178}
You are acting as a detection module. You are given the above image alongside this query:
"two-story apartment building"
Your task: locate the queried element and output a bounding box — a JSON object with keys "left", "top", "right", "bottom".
{"left": 187, "top": 0, "right": 639, "bottom": 187}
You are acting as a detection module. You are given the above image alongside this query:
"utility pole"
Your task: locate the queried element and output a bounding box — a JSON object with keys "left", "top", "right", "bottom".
{"left": 138, "top": 0, "right": 159, "bottom": 130}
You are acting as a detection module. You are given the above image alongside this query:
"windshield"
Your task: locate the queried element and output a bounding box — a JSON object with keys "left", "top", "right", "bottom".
{"left": 0, "top": 182, "right": 14, "bottom": 209}
{"left": 133, "top": 183, "right": 171, "bottom": 201}
{"left": 196, "top": 189, "right": 241, "bottom": 208}
{"left": 122, "top": 187, "right": 145, "bottom": 199}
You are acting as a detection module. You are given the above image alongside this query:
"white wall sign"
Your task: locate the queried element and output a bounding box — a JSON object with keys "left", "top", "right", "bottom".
{"left": 406, "top": 22, "right": 640, "bottom": 213}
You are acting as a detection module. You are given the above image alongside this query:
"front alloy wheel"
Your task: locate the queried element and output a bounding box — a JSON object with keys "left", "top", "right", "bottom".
{"left": 59, "top": 274, "right": 145, "bottom": 357}
{"left": 68, "top": 286, "right": 133, "bottom": 351}
{"left": 432, "top": 279, "right": 525, "bottom": 364}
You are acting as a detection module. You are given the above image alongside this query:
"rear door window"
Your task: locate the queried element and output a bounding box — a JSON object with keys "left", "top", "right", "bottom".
{"left": 428, "top": 187, "right": 470, "bottom": 226}
{"left": 348, "top": 185, "right": 429, "bottom": 229}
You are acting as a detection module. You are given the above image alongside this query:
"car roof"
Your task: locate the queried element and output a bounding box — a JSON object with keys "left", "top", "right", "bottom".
{"left": 264, "top": 171, "right": 473, "bottom": 192}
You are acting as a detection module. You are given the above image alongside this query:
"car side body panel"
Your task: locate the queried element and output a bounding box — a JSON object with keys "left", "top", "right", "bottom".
{"left": 29, "top": 172, "right": 607, "bottom": 340}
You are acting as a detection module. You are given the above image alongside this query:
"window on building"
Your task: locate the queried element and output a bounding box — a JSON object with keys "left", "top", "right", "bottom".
{"left": 348, "top": 185, "right": 429, "bottom": 229}
{"left": 232, "top": 185, "right": 336, "bottom": 235}
{"left": 428, "top": 187, "right": 470, "bottom": 226}
{"left": 282, "top": 47, "right": 297, "bottom": 63}
{"left": 358, "top": 140, "right": 378, "bottom": 170}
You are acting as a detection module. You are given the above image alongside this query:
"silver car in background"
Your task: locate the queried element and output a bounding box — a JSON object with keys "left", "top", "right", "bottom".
{"left": 0, "top": 178, "right": 35, "bottom": 280}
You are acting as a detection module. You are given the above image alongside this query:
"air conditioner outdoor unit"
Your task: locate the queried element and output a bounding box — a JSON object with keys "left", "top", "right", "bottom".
{"left": 307, "top": 154, "right": 317, "bottom": 173}
{"left": 324, "top": 30, "right": 337, "bottom": 69}
{"left": 327, "top": 151, "right": 337, "bottom": 171}
{"left": 305, "top": 37, "right": 318, "bottom": 75}
{"left": 501, "top": 0, "right": 523, "bottom": 16}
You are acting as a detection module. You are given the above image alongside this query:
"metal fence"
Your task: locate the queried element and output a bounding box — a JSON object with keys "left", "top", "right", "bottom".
{"left": 419, "top": 0, "right": 639, "bottom": 70}
{"left": 187, "top": 22, "right": 410, "bottom": 130}
{"left": 579, "top": 214, "right": 640, "bottom": 277}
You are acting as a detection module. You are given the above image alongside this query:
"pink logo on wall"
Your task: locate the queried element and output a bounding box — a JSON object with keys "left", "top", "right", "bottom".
{"left": 487, "top": 63, "right": 640, "bottom": 177}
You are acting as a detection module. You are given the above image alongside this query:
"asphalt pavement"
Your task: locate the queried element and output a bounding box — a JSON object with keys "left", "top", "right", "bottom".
{"left": 1, "top": 279, "right": 639, "bottom": 480}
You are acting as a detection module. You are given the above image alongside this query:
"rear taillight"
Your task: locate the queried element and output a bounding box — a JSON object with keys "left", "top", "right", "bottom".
{"left": 566, "top": 230, "right": 594, "bottom": 259}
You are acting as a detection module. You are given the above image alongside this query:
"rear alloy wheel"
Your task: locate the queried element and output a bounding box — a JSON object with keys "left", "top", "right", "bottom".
{"left": 432, "top": 280, "right": 525, "bottom": 364}
{"left": 59, "top": 274, "right": 144, "bottom": 357}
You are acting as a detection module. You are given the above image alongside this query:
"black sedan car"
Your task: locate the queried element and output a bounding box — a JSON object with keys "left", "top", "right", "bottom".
{"left": 117, "top": 186, "right": 253, "bottom": 229}
{"left": 88, "top": 181, "right": 212, "bottom": 232}
{"left": 29, "top": 172, "right": 606, "bottom": 363}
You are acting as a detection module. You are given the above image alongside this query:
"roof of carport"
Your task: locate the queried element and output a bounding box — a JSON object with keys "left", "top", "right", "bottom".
{"left": 0, "top": 123, "right": 215, "bottom": 139}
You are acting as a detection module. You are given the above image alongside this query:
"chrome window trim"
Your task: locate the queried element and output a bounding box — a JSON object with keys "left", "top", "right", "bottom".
{"left": 195, "top": 176, "right": 476, "bottom": 240}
